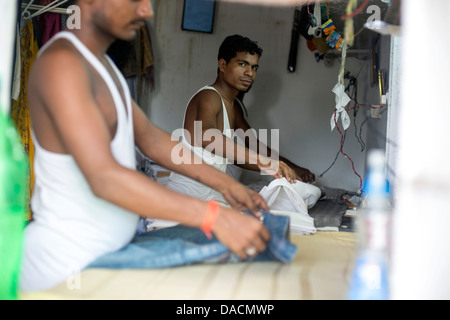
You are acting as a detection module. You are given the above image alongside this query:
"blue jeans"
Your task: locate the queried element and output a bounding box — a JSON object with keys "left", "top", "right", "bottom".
{"left": 87, "top": 210, "right": 297, "bottom": 269}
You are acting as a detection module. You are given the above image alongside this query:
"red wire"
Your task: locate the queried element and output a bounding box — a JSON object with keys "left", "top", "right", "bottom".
{"left": 333, "top": 110, "right": 363, "bottom": 191}
{"left": 331, "top": 104, "right": 383, "bottom": 190}
{"left": 296, "top": 1, "right": 308, "bottom": 8}
{"left": 340, "top": 0, "right": 370, "bottom": 20}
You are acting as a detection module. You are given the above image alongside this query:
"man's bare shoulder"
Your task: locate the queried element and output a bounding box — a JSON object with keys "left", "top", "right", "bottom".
{"left": 190, "top": 88, "right": 222, "bottom": 112}
{"left": 31, "top": 38, "right": 88, "bottom": 83}
{"left": 29, "top": 38, "right": 92, "bottom": 104}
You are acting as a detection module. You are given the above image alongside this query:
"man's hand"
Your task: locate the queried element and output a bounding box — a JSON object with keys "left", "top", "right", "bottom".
{"left": 291, "top": 165, "right": 315, "bottom": 183}
{"left": 258, "top": 158, "right": 297, "bottom": 183}
{"left": 220, "top": 181, "right": 269, "bottom": 218}
{"left": 279, "top": 158, "right": 315, "bottom": 183}
{"left": 278, "top": 161, "right": 298, "bottom": 183}
{"left": 212, "top": 206, "right": 271, "bottom": 260}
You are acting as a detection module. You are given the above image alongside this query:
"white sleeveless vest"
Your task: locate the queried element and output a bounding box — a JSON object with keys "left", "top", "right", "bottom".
{"left": 166, "top": 86, "right": 233, "bottom": 205}
{"left": 20, "top": 32, "right": 139, "bottom": 292}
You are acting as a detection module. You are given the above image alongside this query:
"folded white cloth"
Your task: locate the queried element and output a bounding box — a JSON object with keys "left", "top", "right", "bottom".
{"left": 270, "top": 210, "right": 317, "bottom": 235}
{"left": 259, "top": 178, "right": 322, "bottom": 235}
{"left": 259, "top": 178, "right": 321, "bottom": 210}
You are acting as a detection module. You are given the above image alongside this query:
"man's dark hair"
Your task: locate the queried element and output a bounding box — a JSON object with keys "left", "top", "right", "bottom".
{"left": 218, "top": 34, "right": 263, "bottom": 63}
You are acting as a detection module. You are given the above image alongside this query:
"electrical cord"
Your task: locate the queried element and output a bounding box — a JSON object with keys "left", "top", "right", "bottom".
{"left": 317, "top": 102, "right": 386, "bottom": 191}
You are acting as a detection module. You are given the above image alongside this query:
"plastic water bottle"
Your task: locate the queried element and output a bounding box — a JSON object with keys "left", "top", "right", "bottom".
{"left": 0, "top": 89, "right": 28, "bottom": 300}
{"left": 348, "top": 149, "right": 391, "bottom": 300}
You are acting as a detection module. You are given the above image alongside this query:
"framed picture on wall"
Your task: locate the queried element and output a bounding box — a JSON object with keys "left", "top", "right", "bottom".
{"left": 182, "top": 0, "right": 216, "bottom": 33}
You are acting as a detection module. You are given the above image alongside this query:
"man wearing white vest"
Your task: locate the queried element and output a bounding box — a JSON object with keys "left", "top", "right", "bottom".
{"left": 20, "top": 0, "right": 270, "bottom": 292}
{"left": 167, "top": 35, "right": 316, "bottom": 204}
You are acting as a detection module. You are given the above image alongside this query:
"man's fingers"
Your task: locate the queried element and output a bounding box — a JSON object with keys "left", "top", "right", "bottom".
{"left": 248, "top": 191, "right": 269, "bottom": 214}
{"left": 239, "top": 229, "right": 270, "bottom": 260}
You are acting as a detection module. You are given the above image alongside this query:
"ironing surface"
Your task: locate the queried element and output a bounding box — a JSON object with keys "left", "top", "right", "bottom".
{"left": 20, "top": 232, "right": 357, "bottom": 300}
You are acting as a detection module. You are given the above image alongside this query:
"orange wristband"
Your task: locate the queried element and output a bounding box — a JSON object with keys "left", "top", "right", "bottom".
{"left": 201, "top": 200, "right": 219, "bottom": 239}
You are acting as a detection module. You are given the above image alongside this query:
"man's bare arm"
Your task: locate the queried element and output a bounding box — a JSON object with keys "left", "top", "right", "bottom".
{"left": 189, "top": 91, "right": 295, "bottom": 182}
{"left": 132, "top": 101, "right": 269, "bottom": 214}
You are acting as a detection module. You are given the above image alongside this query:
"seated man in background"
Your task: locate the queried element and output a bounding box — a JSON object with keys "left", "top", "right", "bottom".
{"left": 167, "top": 34, "right": 316, "bottom": 206}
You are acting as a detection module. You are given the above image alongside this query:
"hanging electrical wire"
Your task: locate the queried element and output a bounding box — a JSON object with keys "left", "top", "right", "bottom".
{"left": 340, "top": 0, "right": 370, "bottom": 20}
{"left": 317, "top": 100, "right": 385, "bottom": 192}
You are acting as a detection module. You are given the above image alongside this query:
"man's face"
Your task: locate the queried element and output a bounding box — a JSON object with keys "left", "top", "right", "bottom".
{"left": 92, "top": 0, "right": 153, "bottom": 41}
{"left": 220, "top": 51, "right": 260, "bottom": 92}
